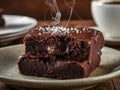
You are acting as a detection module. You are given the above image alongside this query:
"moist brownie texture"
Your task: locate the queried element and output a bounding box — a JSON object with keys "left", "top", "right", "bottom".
{"left": 18, "top": 26, "right": 104, "bottom": 79}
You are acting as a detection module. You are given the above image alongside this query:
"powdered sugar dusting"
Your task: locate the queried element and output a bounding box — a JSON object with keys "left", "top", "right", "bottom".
{"left": 37, "top": 26, "right": 81, "bottom": 35}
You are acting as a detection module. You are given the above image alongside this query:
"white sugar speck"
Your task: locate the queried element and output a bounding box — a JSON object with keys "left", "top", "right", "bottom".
{"left": 83, "top": 28, "right": 86, "bottom": 31}
{"left": 37, "top": 26, "right": 82, "bottom": 35}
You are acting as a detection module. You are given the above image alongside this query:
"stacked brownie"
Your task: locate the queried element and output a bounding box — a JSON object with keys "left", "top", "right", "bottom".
{"left": 0, "top": 8, "right": 5, "bottom": 27}
{"left": 18, "top": 26, "right": 104, "bottom": 79}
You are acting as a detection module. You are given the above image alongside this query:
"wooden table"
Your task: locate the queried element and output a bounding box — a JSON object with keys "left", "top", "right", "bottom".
{"left": 0, "top": 20, "right": 120, "bottom": 90}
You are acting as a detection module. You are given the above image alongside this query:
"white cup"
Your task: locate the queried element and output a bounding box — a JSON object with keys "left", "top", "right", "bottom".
{"left": 91, "top": 1, "right": 120, "bottom": 38}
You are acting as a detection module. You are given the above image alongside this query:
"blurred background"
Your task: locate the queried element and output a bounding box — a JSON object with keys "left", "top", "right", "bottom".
{"left": 0, "top": 0, "right": 92, "bottom": 20}
{"left": 0, "top": 0, "right": 96, "bottom": 47}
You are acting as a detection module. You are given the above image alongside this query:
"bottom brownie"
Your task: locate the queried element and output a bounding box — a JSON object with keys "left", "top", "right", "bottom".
{"left": 18, "top": 54, "right": 100, "bottom": 79}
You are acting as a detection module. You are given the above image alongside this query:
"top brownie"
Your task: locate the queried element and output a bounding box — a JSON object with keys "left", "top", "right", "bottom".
{"left": 24, "top": 26, "right": 104, "bottom": 61}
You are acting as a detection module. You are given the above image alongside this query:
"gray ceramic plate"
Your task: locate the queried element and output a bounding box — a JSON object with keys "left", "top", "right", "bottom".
{"left": 0, "top": 44, "right": 120, "bottom": 90}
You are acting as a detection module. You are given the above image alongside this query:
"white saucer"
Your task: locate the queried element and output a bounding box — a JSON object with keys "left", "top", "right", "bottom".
{"left": 91, "top": 26, "right": 120, "bottom": 42}
{"left": 0, "top": 15, "right": 37, "bottom": 46}
{"left": 0, "top": 15, "right": 37, "bottom": 35}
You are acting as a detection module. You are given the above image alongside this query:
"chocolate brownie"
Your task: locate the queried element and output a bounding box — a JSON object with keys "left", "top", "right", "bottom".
{"left": 18, "top": 26, "right": 104, "bottom": 79}
{"left": 0, "top": 8, "right": 5, "bottom": 27}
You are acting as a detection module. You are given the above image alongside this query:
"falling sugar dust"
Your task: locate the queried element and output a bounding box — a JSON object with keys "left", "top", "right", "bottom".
{"left": 45, "top": 0, "right": 75, "bottom": 26}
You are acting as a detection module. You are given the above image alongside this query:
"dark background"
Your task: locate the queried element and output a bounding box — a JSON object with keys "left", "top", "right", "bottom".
{"left": 0, "top": 0, "right": 92, "bottom": 20}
